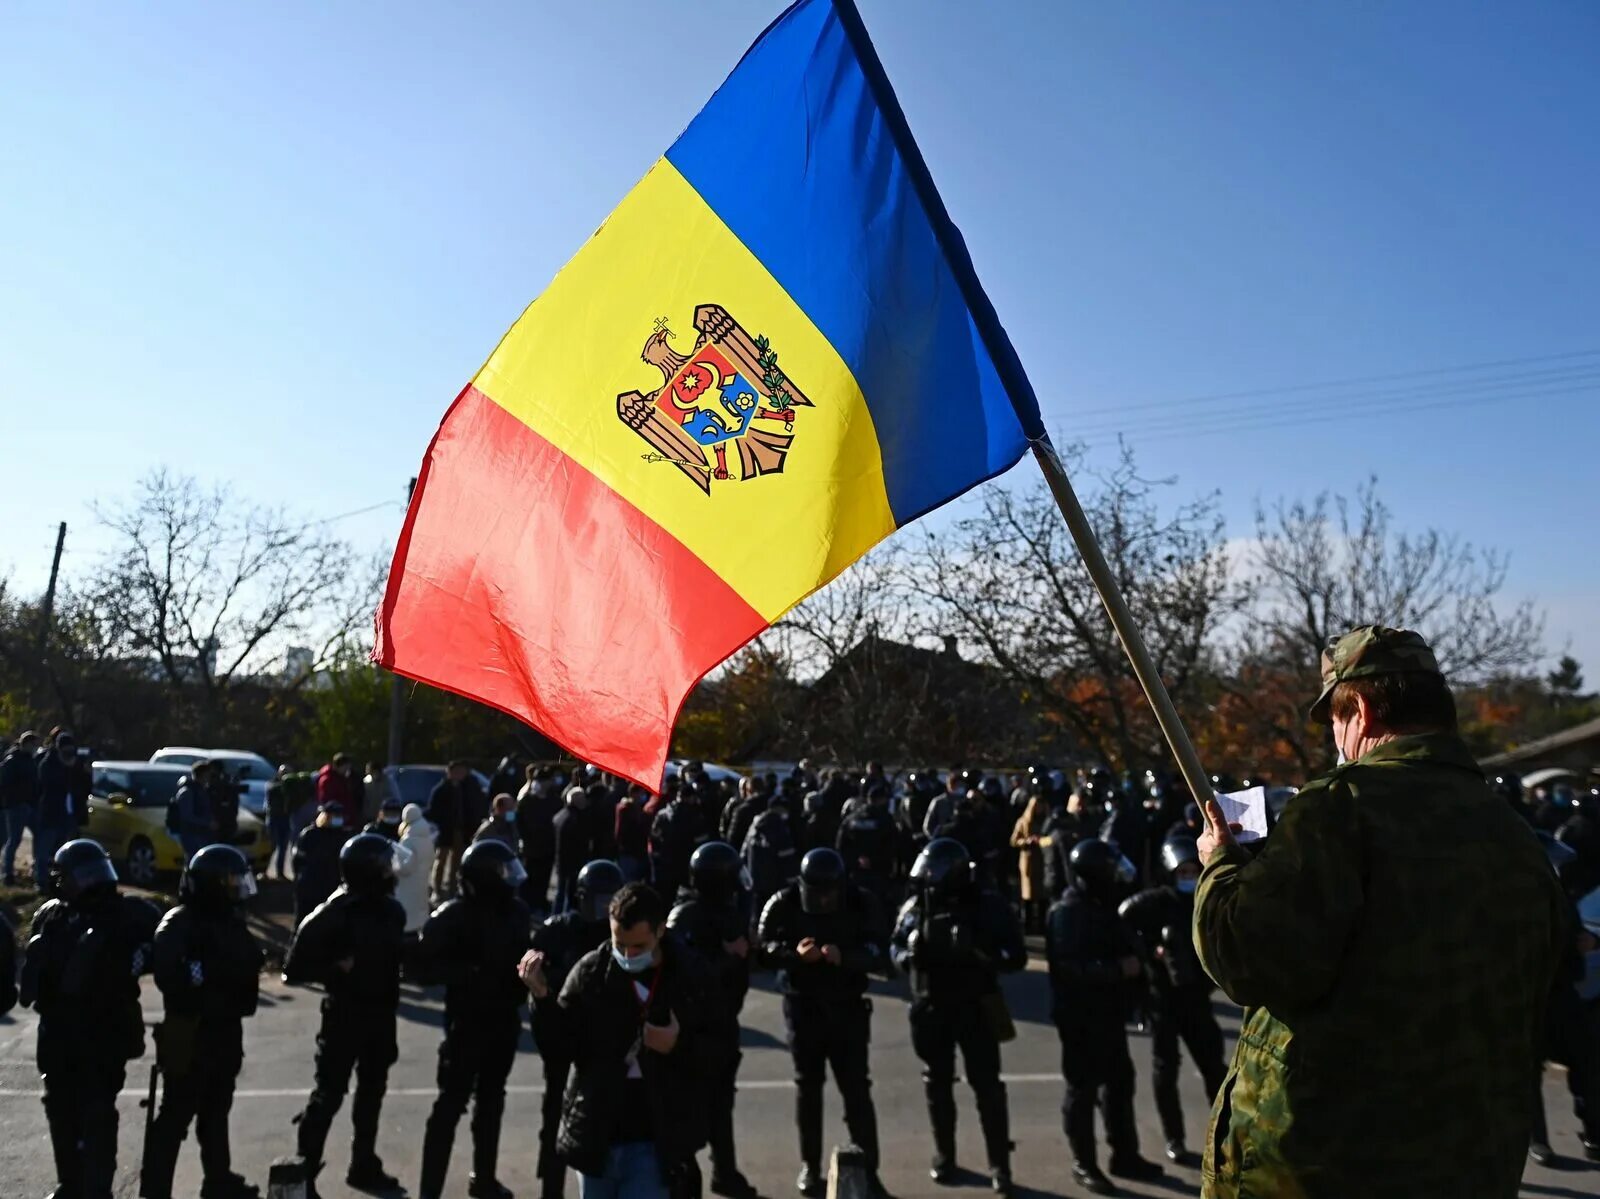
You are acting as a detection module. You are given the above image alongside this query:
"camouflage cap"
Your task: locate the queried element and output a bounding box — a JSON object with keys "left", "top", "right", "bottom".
{"left": 1309, "top": 625, "right": 1442, "bottom": 722}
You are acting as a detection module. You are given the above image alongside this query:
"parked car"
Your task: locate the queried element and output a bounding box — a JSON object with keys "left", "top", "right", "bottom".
{"left": 87, "top": 760, "right": 272, "bottom": 887}
{"left": 382, "top": 764, "right": 493, "bottom": 809}
{"left": 663, "top": 759, "right": 743, "bottom": 785}
{"left": 150, "top": 746, "right": 276, "bottom": 817}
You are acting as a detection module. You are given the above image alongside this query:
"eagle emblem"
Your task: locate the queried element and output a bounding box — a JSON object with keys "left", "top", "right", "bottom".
{"left": 617, "top": 304, "right": 813, "bottom": 494}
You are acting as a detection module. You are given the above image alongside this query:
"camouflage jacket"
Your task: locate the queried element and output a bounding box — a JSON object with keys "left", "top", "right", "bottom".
{"left": 1194, "top": 733, "right": 1565, "bottom": 1199}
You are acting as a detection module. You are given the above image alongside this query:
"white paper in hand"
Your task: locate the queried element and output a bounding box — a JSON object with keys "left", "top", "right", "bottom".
{"left": 1215, "top": 786, "right": 1270, "bottom": 843}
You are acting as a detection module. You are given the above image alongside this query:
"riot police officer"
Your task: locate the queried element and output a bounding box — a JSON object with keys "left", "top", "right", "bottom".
{"left": 414, "top": 839, "right": 532, "bottom": 1199}
{"left": 21, "top": 839, "right": 161, "bottom": 1199}
{"left": 293, "top": 801, "right": 350, "bottom": 928}
{"left": 651, "top": 782, "right": 711, "bottom": 899}
{"left": 836, "top": 783, "right": 900, "bottom": 907}
{"left": 758, "top": 848, "right": 889, "bottom": 1199}
{"left": 285, "top": 832, "right": 408, "bottom": 1196}
{"left": 1116, "top": 836, "right": 1226, "bottom": 1165}
{"left": 669, "top": 842, "right": 756, "bottom": 1199}
{"left": 0, "top": 909, "right": 15, "bottom": 1016}
{"left": 744, "top": 788, "right": 799, "bottom": 927}
{"left": 890, "top": 839, "right": 1025, "bottom": 1195}
{"left": 527, "top": 858, "right": 624, "bottom": 1199}
{"left": 1045, "top": 839, "right": 1164, "bottom": 1194}
{"left": 142, "top": 845, "right": 264, "bottom": 1199}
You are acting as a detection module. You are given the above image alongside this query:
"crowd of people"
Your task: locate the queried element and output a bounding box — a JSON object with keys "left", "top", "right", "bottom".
{"left": 2, "top": 621, "right": 1599, "bottom": 1199}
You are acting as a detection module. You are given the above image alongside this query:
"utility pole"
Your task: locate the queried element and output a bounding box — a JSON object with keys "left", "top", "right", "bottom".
{"left": 385, "top": 479, "right": 418, "bottom": 767}
{"left": 38, "top": 521, "right": 66, "bottom": 654}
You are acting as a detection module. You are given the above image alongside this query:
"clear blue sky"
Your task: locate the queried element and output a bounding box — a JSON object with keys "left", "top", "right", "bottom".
{"left": 3, "top": 1, "right": 1596, "bottom": 668}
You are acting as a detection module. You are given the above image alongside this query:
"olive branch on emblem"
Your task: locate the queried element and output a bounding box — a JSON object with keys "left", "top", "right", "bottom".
{"left": 753, "top": 334, "right": 794, "bottom": 412}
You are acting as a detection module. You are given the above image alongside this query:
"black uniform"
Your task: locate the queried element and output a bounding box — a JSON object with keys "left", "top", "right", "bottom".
{"left": 141, "top": 899, "right": 263, "bottom": 1198}
{"left": 0, "top": 911, "right": 16, "bottom": 1015}
{"left": 551, "top": 803, "right": 593, "bottom": 914}
{"left": 22, "top": 886, "right": 160, "bottom": 1199}
{"left": 414, "top": 885, "right": 531, "bottom": 1197}
{"left": 669, "top": 878, "right": 754, "bottom": 1194}
{"left": 836, "top": 803, "right": 900, "bottom": 904}
{"left": 528, "top": 909, "right": 611, "bottom": 1199}
{"left": 285, "top": 885, "right": 407, "bottom": 1186}
{"left": 757, "top": 877, "right": 887, "bottom": 1182}
{"left": 292, "top": 823, "right": 349, "bottom": 927}
{"left": 743, "top": 805, "right": 799, "bottom": 925}
{"left": 651, "top": 797, "right": 711, "bottom": 899}
{"left": 516, "top": 784, "right": 562, "bottom": 909}
{"left": 1117, "top": 884, "right": 1226, "bottom": 1155}
{"left": 1045, "top": 885, "right": 1151, "bottom": 1182}
{"left": 889, "top": 838, "right": 1024, "bottom": 1190}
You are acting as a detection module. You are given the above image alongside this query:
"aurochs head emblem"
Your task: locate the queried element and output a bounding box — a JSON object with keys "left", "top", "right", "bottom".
{"left": 616, "top": 304, "right": 814, "bottom": 495}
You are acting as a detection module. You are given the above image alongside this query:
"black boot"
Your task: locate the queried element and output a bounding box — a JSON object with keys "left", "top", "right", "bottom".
{"left": 1070, "top": 1162, "right": 1116, "bottom": 1195}
{"left": 199, "top": 1174, "right": 260, "bottom": 1199}
{"left": 347, "top": 1156, "right": 400, "bottom": 1191}
{"left": 1164, "top": 1138, "right": 1197, "bottom": 1167}
{"left": 796, "top": 1164, "right": 824, "bottom": 1198}
{"left": 468, "top": 1178, "right": 514, "bottom": 1199}
{"left": 1105, "top": 1086, "right": 1164, "bottom": 1182}
{"left": 709, "top": 1171, "right": 758, "bottom": 1199}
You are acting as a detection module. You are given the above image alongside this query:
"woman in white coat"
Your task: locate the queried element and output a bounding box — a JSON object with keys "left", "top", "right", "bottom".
{"left": 395, "top": 802, "right": 437, "bottom": 934}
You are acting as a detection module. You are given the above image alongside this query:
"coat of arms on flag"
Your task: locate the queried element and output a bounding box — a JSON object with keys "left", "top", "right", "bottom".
{"left": 617, "top": 304, "right": 814, "bottom": 494}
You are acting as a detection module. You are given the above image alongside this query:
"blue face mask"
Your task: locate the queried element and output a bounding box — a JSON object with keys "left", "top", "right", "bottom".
{"left": 612, "top": 946, "right": 655, "bottom": 974}
{"left": 1175, "top": 878, "right": 1197, "bottom": 895}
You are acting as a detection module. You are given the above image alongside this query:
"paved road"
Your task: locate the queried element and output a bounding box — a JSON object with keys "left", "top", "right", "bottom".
{"left": 0, "top": 953, "right": 1594, "bottom": 1199}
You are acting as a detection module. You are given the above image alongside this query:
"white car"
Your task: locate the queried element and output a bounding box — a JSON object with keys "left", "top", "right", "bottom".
{"left": 150, "top": 746, "right": 276, "bottom": 817}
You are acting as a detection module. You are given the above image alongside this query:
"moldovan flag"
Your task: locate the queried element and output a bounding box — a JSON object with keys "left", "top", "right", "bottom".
{"left": 376, "top": 0, "right": 1043, "bottom": 790}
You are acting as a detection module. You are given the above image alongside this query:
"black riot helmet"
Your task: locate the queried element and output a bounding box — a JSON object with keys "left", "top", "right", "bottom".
{"left": 340, "top": 832, "right": 402, "bottom": 897}
{"left": 1159, "top": 835, "right": 1200, "bottom": 876}
{"left": 1068, "top": 838, "right": 1136, "bottom": 904}
{"left": 689, "top": 841, "right": 743, "bottom": 904}
{"left": 181, "top": 844, "right": 257, "bottom": 910}
{"left": 574, "top": 859, "right": 626, "bottom": 923}
{"left": 799, "top": 848, "right": 847, "bottom": 915}
{"left": 910, "top": 837, "right": 972, "bottom": 895}
{"left": 460, "top": 839, "right": 528, "bottom": 902}
{"left": 49, "top": 838, "right": 119, "bottom": 905}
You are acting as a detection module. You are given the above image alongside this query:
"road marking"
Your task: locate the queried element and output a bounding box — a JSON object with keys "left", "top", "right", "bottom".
{"left": 0, "top": 1075, "right": 1062, "bottom": 1100}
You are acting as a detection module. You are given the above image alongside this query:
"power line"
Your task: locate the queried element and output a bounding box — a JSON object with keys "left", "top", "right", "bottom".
{"left": 1054, "top": 348, "right": 1600, "bottom": 422}
{"left": 1074, "top": 381, "right": 1598, "bottom": 450}
{"left": 1068, "top": 365, "right": 1600, "bottom": 439}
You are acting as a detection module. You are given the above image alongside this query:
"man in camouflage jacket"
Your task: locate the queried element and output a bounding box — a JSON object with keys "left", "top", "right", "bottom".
{"left": 1193, "top": 625, "right": 1567, "bottom": 1199}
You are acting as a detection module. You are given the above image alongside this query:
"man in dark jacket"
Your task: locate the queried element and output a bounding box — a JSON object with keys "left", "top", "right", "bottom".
{"left": 517, "top": 767, "right": 563, "bottom": 908}
{"left": 414, "top": 839, "right": 531, "bottom": 1199}
{"left": 1117, "top": 835, "right": 1225, "bottom": 1165}
{"left": 21, "top": 839, "right": 161, "bottom": 1199}
{"left": 891, "top": 839, "right": 1025, "bottom": 1195}
{"left": 141, "top": 845, "right": 263, "bottom": 1199}
{"left": 524, "top": 859, "right": 625, "bottom": 1199}
{"left": 176, "top": 761, "right": 220, "bottom": 862}
{"left": 743, "top": 790, "right": 798, "bottom": 929}
{"left": 650, "top": 786, "right": 711, "bottom": 900}
{"left": 552, "top": 786, "right": 595, "bottom": 915}
{"left": 1, "top": 730, "right": 40, "bottom": 885}
{"left": 1046, "top": 839, "right": 1163, "bottom": 1194}
{"left": 521, "top": 882, "right": 719, "bottom": 1199}
{"left": 426, "top": 761, "right": 481, "bottom": 900}
{"left": 668, "top": 843, "right": 756, "bottom": 1199}
{"left": 837, "top": 784, "right": 901, "bottom": 908}
{"left": 758, "top": 848, "right": 889, "bottom": 1198}
{"left": 1195, "top": 626, "right": 1568, "bottom": 1199}
{"left": 292, "top": 803, "right": 350, "bottom": 929}
{"left": 34, "top": 732, "right": 86, "bottom": 888}
{"left": 285, "top": 833, "right": 408, "bottom": 1196}
{"left": 613, "top": 784, "right": 654, "bottom": 884}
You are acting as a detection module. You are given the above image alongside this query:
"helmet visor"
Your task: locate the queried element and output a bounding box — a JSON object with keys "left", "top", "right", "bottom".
{"left": 233, "top": 871, "right": 259, "bottom": 902}
{"left": 503, "top": 857, "right": 529, "bottom": 889}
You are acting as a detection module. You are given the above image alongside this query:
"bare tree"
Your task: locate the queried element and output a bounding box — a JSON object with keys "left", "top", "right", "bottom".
{"left": 1235, "top": 477, "right": 1544, "bottom": 769}
{"left": 910, "top": 444, "right": 1236, "bottom": 770}
{"left": 88, "top": 470, "right": 362, "bottom": 728}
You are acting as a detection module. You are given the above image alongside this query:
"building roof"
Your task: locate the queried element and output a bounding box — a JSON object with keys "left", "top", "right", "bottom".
{"left": 1481, "top": 715, "right": 1600, "bottom": 768}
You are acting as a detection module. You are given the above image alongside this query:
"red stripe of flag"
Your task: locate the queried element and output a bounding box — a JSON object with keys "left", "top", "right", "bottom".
{"left": 375, "top": 385, "right": 768, "bottom": 790}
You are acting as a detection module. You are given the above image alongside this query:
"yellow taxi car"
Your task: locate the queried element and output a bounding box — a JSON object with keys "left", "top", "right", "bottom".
{"left": 85, "top": 760, "right": 273, "bottom": 887}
